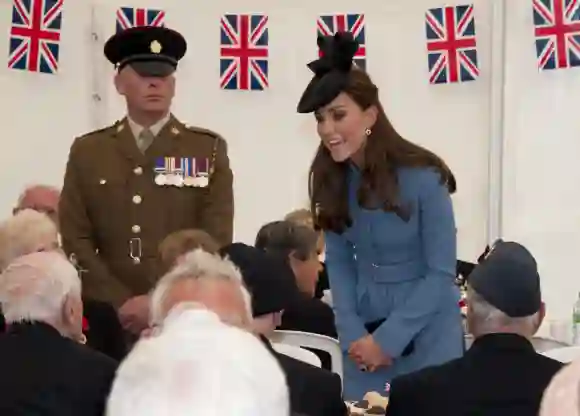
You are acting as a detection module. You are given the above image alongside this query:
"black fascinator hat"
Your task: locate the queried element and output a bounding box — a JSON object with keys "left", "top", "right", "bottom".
{"left": 297, "top": 31, "right": 359, "bottom": 113}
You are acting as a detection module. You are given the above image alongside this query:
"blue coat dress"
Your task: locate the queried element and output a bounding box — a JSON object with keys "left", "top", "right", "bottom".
{"left": 325, "top": 166, "right": 464, "bottom": 400}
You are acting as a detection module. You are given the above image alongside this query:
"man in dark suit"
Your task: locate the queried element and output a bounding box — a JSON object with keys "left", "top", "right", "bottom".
{"left": 0, "top": 252, "right": 117, "bottom": 415}
{"left": 221, "top": 243, "right": 347, "bottom": 416}
{"left": 59, "top": 26, "right": 234, "bottom": 335}
{"left": 386, "top": 241, "right": 563, "bottom": 416}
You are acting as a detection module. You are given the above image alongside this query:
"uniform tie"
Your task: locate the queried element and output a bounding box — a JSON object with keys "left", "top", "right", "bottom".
{"left": 137, "top": 128, "right": 155, "bottom": 153}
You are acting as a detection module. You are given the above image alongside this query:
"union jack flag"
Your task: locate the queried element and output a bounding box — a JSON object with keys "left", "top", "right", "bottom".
{"left": 425, "top": 4, "right": 479, "bottom": 84}
{"left": 533, "top": 0, "right": 580, "bottom": 70}
{"left": 317, "top": 14, "right": 366, "bottom": 70}
{"left": 116, "top": 7, "right": 165, "bottom": 32}
{"left": 8, "top": 0, "right": 63, "bottom": 74}
{"left": 220, "top": 14, "right": 269, "bottom": 90}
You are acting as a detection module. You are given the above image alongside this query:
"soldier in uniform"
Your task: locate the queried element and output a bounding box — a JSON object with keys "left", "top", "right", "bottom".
{"left": 59, "top": 26, "right": 234, "bottom": 335}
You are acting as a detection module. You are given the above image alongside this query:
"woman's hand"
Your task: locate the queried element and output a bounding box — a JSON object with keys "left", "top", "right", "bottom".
{"left": 349, "top": 334, "right": 393, "bottom": 372}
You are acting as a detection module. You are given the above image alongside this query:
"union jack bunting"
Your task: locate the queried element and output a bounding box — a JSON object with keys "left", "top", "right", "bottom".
{"left": 8, "top": 0, "right": 63, "bottom": 74}
{"left": 116, "top": 7, "right": 165, "bottom": 32}
{"left": 220, "top": 14, "right": 269, "bottom": 90}
{"left": 317, "top": 14, "right": 366, "bottom": 70}
{"left": 533, "top": 0, "right": 580, "bottom": 70}
{"left": 425, "top": 4, "right": 479, "bottom": 84}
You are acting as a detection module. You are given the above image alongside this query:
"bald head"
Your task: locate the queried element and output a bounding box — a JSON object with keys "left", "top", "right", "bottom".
{"left": 14, "top": 185, "right": 60, "bottom": 225}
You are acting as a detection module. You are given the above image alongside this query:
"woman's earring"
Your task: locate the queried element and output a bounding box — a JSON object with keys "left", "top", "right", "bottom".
{"left": 364, "top": 128, "right": 372, "bottom": 136}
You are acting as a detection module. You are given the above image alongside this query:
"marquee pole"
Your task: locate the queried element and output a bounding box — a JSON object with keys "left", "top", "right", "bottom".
{"left": 487, "top": 0, "right": 507, "bottom": 244}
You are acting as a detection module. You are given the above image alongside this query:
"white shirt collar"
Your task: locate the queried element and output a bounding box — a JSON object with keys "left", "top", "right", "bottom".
{"left": 127, "top": 112, "right": 171, "bottom": 139}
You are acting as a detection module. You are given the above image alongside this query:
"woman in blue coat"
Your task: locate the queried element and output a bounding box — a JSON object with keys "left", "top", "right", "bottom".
{"left": 297, "top": 32, "right": 464, "bottom": 399}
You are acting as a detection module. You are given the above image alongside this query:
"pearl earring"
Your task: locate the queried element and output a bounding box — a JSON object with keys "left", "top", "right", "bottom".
{"left": 364, "top": 128, "right": 372, "bottom": 136}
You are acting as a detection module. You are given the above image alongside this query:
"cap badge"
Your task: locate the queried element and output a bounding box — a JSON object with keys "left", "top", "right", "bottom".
{"left": 150, "top": 40, "right": 162, "bottom": 54}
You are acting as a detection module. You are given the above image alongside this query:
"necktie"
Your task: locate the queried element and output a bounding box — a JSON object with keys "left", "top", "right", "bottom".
{"left": 138, "top": 128, "right": 155, "bottom": 153}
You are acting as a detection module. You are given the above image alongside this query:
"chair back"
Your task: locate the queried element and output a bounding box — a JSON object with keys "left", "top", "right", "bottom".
{"left": 272, "top": 330, "right": 343, "bottom": 381}
{"left": 272, "top": 343, "right": 322, "bottom": 367}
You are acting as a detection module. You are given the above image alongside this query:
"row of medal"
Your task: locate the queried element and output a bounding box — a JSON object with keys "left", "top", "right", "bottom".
{"left": 154, "top": 157, "right": 210, "bottom": 188}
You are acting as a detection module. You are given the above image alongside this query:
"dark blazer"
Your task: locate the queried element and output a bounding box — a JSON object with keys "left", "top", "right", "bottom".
{"left": 280, "top": 292, "right": 337, "bottom": 370}
{"left": 83, "top": 298, "right": 127, "bottom": 360}
{"left": 1, "top": 300, "right": 127, "bottom": 361}
{"left": 262, "top": 337, "right": 346, "bottom": 416}
{"left": 0, "top": 322, "right": 118, "bottom": 416}
{"left": 386, "top": 333, "right": 563, "bottom": 416}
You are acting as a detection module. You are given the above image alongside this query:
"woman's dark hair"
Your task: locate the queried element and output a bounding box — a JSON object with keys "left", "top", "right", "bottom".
{"left": 309, "top": 69, "right": 456, "bottom": 233}
{"left": 255, "top": 221, "right": 319, "bottom": 261}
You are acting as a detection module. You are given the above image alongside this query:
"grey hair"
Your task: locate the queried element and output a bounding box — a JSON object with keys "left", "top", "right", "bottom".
{"left": 467, "top": 286, "right": 540, "bottom": 337}
{"left": 150, "top": 249, "right": 252, "bottom": 326}
{"left": 255, "top": 220, "right": 319, "bottom": 261}
{"left": 0, "top": 209, "right": 59, "bottom": 271}
{"left": 0, "top": 251, "right": 81, "bottom": 324}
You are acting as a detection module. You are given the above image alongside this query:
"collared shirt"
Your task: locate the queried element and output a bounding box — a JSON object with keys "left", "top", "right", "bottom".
{"left": 127, "top": 112, "right": 171, "bottom": 143}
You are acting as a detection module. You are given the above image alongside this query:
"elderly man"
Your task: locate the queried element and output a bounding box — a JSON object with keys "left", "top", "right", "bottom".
{"left": 107, "top": 306, "right": 289, "bottom": 416}
{"left": 386, "top": 241, "right": 563, "bottom": 416}
{"left": 149, "top": 248, "right": 252, "bottom": 331}
{"left": 13, "top": 184, "right": 60, "bottom": 225}
{"left": 59, "top": 25, "right": 234, "bottom": 336}
{"left": 0, "top": 209, "right": 60, "bottom": 270}
{"left": 0, "top": 252, "right": 117, "bottom": 415}
{"left": 0, "top": 209, "right": 126, "bottom": 360}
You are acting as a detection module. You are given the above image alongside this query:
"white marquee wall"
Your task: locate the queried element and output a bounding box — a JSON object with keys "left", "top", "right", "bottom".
{"left": 0, "top": 0, "right": 576, "bottom": 322}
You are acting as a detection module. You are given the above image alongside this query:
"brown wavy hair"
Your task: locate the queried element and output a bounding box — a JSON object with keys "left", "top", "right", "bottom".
{"left": 309, "top": 69, "right": 456, "bottom": 234}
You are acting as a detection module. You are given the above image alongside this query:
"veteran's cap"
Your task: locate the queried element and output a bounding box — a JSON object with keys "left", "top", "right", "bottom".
{"left": 469, "top": 241, "right": 541, "bottom": 318}
{"left": 104, "top": 26, "right": 187, "bottom": 77}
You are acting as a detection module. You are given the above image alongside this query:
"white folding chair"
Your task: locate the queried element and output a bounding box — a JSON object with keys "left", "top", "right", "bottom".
{"left": 271, "top": 343, "right": 322, "bottom": 368}
{"left": 541, "top": 345, "right": 580, "bottom": 363}
{"left": 271, "top": 330, "right": 343, "bottom": 381}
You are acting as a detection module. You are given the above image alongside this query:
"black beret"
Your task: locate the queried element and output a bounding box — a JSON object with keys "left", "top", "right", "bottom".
{"left": 297, "top": 31, "right": 359, "bottom": 113}
{"left": 219, "top": 243, "right": 302, "bottom": 317}
{"left": 469, "top": 241, "right": 541, "bottom": 318}
{"left": 104, "top": 26, "right": 186, "bottom": 77}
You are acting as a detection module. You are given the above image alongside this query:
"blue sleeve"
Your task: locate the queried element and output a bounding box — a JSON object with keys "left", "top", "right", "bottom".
{"left": 373, "top": 170, "right": 457, "bottom": 357}
{"left": 324, "top": 230, "right": 368, "bottom": 350}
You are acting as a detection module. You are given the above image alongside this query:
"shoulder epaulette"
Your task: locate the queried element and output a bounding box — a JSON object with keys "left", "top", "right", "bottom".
{"left": 184, "top": 124, "right": 223, "bottom": 140}
{"left": 77, "top": 121, "right": 120, "bottom": 140}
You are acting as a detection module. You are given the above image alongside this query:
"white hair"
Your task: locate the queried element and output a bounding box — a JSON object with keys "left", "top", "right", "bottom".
{"left": 106, "top": 308, "right": 289, "bottom": 416}
{"left": 467, "top": 286, "right": 540, "bottom": 337}
{"left": 540, "top": 358, "right": 580, "bottom": 416}
{"left": 0, "top": 251, "right": 81, "bottom": 324}
{"left": 0, "top": 209, "right": 59, "bottom": 270}
{"left": 150, "top": 249, "right": 252, "bottom": 326}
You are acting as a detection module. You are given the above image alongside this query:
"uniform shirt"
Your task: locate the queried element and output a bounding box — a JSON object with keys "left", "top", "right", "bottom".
{"left": 127, "top": 113, "right": 171, "bottom": 142}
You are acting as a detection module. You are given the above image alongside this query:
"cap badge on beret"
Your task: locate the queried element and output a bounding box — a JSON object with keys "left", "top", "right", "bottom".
{"left": 150, "top": 40, "right": 162, "bottom": 54}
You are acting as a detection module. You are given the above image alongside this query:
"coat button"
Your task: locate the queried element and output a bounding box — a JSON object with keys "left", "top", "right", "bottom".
{"left": 134, "top": 166, "right": 143, "bottom": 175}
{"left": 132, "top": 225, "right": 141, "bottom": 233}
{"left": 132, "top": 195, "right": 142, "bottom": 204}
